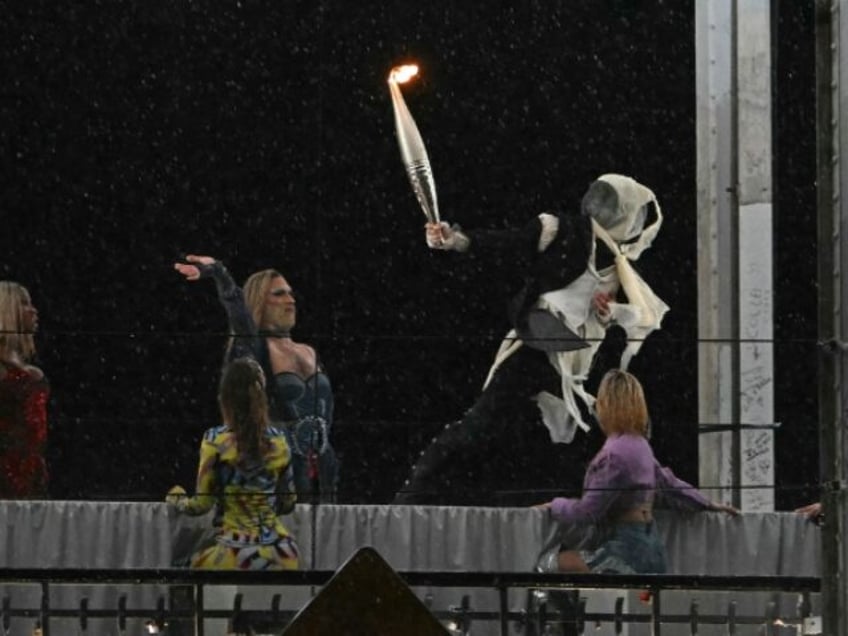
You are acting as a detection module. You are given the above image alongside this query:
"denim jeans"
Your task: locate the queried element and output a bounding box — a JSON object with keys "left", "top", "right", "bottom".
{"left": 580, "top": 521, "right": 667, "bottom": 574}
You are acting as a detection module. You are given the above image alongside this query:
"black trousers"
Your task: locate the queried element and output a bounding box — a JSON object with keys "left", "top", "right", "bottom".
{"left": 393, "top": 346, "right": 595, "bottom": 506}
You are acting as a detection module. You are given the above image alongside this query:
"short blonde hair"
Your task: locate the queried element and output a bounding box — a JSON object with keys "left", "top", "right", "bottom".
{"left": 595, "top": 369, "right": 649, "bottom": 436}
{"left": 0, "top": 281, "right": 35, "bottom": 362}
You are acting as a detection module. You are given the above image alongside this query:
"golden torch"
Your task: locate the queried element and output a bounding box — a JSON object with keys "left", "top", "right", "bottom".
{"left": 388, "top": 64, "right": 440, "bottom": 224}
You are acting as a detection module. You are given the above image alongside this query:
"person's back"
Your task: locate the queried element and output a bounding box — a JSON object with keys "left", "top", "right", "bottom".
{"left": 202, "top": 424, "right": 293, "bottom": 540}
{"left": 167, "top": 357, "right": 299, "bottom": 570}
{"left": 580, "top": 433, "right": 657, "bottom": 521}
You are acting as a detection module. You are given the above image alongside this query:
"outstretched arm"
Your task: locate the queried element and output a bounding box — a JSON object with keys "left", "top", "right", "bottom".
{"left": 654, "top": 461, "right": 739, "bottom": 515}
{"left": 174, "top": 254, "right": 216, "bottom": 281}
{"left": 546, "top": 453, "right": 625, "bottom": 525}
{"left": 425, "top": 214, "right": 551, "bottom": 255}
{"left": 167, "top": 438, "right": 219, "bottom": 515}
{"left": 795, "top": 502, "right": 822, "bottom": 520}
{"left": 174, "top": 254, "right": 258, "bottom": 359}
{"left": 174, "top": 254, "right": 239, "bottom": 299}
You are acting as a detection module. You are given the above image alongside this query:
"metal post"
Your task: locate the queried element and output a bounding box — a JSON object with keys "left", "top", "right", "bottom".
{"left": 498, "top": 584, "right": 508, "bottom": 636}
{"left": 39, "top": 582, "right": 48, "bottom": 636}
{"left": 195, "top": 583, "right": 205, "bottom": 636}
{"left": 651, "top": 587, "right": 661, "bottom": 636}
{"left": 816, "top": 0, "right": 848, "bottom": 632}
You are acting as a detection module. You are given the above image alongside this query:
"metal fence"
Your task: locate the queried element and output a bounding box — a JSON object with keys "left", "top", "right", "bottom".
{"left": 0, "top": 568, "right": 822, "bottom": 636}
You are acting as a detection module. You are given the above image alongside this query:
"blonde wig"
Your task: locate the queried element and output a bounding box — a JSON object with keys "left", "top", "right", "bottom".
{"left": 225, "top": 269, "right": 283, "bottom": 356}
{"left": 0, "top": 281, "right": 35, "bottom": 362}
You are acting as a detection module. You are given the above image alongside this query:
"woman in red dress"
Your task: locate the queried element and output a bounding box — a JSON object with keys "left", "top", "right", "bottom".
{"left": 0, "top": 281, "right": 48, "bottom": 498}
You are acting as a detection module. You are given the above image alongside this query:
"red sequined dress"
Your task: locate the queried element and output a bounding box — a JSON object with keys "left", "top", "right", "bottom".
{"left": 0, "top": 367, "right": 49, "bottom": 497}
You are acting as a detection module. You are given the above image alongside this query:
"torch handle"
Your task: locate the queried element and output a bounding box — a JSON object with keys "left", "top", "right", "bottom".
{"left": 406, "top": 161, "right": 440, "bottom": 224}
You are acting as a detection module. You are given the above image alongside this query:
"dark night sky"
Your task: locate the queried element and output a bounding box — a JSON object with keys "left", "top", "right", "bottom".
{"left": 0, "top": 1, "right": 818, "bottom": 506}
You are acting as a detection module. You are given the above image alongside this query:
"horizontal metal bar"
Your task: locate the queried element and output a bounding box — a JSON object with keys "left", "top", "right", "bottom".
{"left": 0, "top": 568, "right": 821, "bottom": 593}
{"left": 0, "top": 607, "right": 816, "bottom": 626}
{"left": 698, "top": 422, "right": 782, "bottom": 432}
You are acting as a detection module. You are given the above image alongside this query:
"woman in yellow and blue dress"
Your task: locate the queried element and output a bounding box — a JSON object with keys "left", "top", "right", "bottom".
{"left": 167, "top": 357, "right": 299, "bottom": 570}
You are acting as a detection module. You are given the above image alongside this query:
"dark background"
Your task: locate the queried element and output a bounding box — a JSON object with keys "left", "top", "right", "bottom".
{"left": 0, "top": 0, "right": 818, "bottom": 507}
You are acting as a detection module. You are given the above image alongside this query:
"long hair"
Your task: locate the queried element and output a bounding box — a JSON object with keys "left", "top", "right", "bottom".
{"left": 595, "top": 369, "right": 649, "bottom": 436}
{"left": 218, "top": 357, "right": 270, "bottom": 464}
{"left": 244, "top": 269, "right": 283, "bottom": 328}
{"left": 0, "top": 282, "right": 35, "bottom": 362}
{"left": 225, "top": 269, "right": 282, "bottom": 356}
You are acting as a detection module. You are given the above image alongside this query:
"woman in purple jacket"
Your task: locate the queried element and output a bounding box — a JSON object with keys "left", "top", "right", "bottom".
{"left": 536, "top": 369, "right": 738, "bottom": 574}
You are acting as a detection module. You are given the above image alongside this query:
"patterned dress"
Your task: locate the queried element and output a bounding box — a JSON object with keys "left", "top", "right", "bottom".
{"left": 177, "top": 424, "right": 299, "bottom": 570}
{"left": 0, "top": 367, "right": 49, "bottom": 498}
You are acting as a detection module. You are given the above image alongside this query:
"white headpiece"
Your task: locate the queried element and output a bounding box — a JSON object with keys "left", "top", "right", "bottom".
{"left": 585, "top": 173, "right": 663, "bottom": 262}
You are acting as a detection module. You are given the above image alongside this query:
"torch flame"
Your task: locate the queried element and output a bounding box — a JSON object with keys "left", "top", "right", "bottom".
{"left": 389, "top": 64, "right": 419, "bottom": 84}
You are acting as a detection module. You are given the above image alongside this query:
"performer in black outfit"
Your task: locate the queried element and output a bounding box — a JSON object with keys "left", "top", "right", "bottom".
{"left": 393, "top": 174, "right": 667, "bottom": 505}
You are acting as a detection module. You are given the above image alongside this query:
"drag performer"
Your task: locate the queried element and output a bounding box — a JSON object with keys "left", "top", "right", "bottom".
{"left": 0, "top": 281, "right": 49, "bottom": 498}
{"left": 393, "top": 174, "right": 668, "bottom": 505}
{"left": 174, "top": 255, "right": 339, "bottom": 502}
{"left": 167, "top": 357, "right": 299, "bottom": 570}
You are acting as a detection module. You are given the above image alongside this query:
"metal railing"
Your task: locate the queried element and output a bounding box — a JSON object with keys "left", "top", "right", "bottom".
{"left": 0, "top": 568, "right": 821, "bottom": 635}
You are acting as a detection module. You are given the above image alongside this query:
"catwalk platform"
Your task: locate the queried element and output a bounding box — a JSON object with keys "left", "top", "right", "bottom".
{"left": 0, "top": 501, "right": 823, "bottom": 635}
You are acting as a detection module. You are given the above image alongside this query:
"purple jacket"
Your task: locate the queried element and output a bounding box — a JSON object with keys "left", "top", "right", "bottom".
{"left": 549, "top": 433, "right": 713, "bottom": 524}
